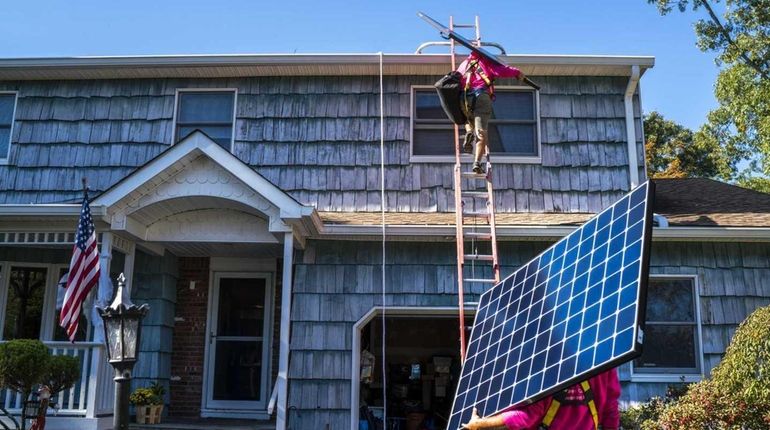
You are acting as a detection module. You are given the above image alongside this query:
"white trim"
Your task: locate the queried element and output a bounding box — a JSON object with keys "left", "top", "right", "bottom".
{"left": 91, "top": 131, "right": 313, "bottom": 226}
{"left": 630, "top": 275, "right": 705, "bottom": 383}
{"left": 0, "top": 204, "right": 107, "bottom": 217}
{"left": 0, "top": 91, "right": 18, "bottom": 164}
{"left": 171, "top": 88, "right": 238, "bottom": 151}
{"left": 0, "top": 53, "right": 656, "bottom": 68}
{"left": 275, "top": 232, "right": 293, "bottom": 430}
{"left": 409, "top": 85, "right": 542, "bottom": 163}
{"left": 202, "top": 270, "right": 274, "bottom": 414}
{"left": 349, "top": 307, "right": 470, "bottom": 430}
{"left": 624, "top": 66, "right": 641, "bottom": 188}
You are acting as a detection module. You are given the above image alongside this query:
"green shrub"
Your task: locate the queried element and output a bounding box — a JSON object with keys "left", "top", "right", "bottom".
{"left": 645, "top": 305, "right": 770, "bottom": 429}
{"left": 130, "top": 387, "right": 162, "bottom": 406}
{"left": 0, "top": 339, "right": 56, "bottom": 430}
{"left": 621, "top": 383, "right": 688, "bottom": 429}
{"left": 44, "top": 355, "right": 81, "bottom": 395}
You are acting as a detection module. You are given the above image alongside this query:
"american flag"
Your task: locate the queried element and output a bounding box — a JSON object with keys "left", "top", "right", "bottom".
{"left": 60, "top": 193, "right": 100, "bottom": 342}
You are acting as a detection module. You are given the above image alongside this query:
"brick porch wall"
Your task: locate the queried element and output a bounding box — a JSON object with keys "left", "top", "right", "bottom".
{"left": 169, "top": 257, "right": 210, "bottom": 417}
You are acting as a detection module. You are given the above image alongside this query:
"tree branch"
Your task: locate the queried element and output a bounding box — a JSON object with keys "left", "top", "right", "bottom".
{"left": 700, "top": 0, "right": 770, "bottom": 80}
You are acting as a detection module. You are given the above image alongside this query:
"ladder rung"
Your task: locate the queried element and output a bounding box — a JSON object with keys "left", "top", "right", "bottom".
{"left": 454, "top": 24, "right": 477, "bottom": 28}
{"left": 461, "top": 172, "right": 488, "bottom": 180}
{"left": 461, "top": 191, "right": 488, "bottom": 199}
{"left": 464, "top": 232, "right": 492, "bottom": 240}
{"left": 464, "top": 254, "right": 494, "bottom": 261}
{"left": 463, "top": 279, "right": 497, "bottom": 284}
{"left": 462, "top": 211, "right": 489, "bottom": 219}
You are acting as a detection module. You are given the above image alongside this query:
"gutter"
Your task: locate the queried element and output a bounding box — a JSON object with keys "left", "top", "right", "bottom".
{"left": 319, "top": 224, "right": 770, "bottom": 242}
{"left": 624, "top": 65, "right": 641, "bottom": 188}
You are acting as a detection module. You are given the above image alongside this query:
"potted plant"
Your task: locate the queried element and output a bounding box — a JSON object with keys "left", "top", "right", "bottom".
{"left": 130, "top": 383, "right": 165, "bottom": 424}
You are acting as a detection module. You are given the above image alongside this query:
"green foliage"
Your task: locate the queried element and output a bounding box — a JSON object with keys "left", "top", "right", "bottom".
{"left": 644, "top": 111, "right": 734, "bottom": 179}
{"left": 737, "top": 176, "right": 770, "bottom": 193}
{"left": 647, "top": 0, "right": 770, "bottom": 178}
{"left": 43, "top": 355, "right": 81, "bottom": 395}
{"left": 0, "top": 339, "right": 49, "bottom": 397}
{"left": 620, "top": 383, "right": 689, "bottom": 430}
{"left": 149, "top": 381, "right": 166, "bottom": 398}
{"left": 130, "top": 387, "right": 163, "bottom": 406}
{"left": 642, "top": 305, "right": 770, "bottom": 429}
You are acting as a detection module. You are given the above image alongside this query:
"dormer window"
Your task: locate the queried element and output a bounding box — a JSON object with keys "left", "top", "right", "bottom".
{"left": 174, "top": 90, "right": 236, "bottom": 150}
{"left": 411, "top": 86, "right": 540, "bottom": 162}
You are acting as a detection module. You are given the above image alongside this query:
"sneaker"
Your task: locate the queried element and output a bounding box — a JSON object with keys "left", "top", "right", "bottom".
{"left": 472, "top": 161, "right": 485, "bottom": 174}
{"left": 462, "top": 132, "right": 474, "bottom": 154}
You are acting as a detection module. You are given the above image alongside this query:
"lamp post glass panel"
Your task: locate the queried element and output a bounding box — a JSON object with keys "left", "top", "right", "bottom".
{"left": 97, "top": 273, "right": 149, "bottom": 430}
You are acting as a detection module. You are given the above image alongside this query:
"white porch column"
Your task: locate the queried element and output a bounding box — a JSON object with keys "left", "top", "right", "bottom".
{"left": 276, "top": 232, "right": 294, "bottom": 430}
{"left": 86, "top": 232, "right": 113, "bottom": 419}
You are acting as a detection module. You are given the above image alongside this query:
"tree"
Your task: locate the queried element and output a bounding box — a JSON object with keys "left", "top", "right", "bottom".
{"left": 0, "top": 340, "right": 49, "bottom": 430}
{"left": 647, "top": 0, "right": 770, "bottom": 180}
{"left": 640, "top": 305, "right": 770, "bottom": 429}
{"left": 0, "top": 340, "right": 81, "bottom": 430}
{"left": 643, "top": 111, "right": 733, "bottom": 179}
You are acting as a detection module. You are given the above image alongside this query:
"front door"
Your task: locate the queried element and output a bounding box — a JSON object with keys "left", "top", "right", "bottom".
{"left": 204, "top": 273, "right": 272, "bottom": 412}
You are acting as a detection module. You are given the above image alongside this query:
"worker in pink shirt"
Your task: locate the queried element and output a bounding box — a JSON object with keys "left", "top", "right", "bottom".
{"left": 462, "top": 368, "right": 621, "bottom": 430}
{"left": 456, "top": 52, "right": 525, "bottom": 174}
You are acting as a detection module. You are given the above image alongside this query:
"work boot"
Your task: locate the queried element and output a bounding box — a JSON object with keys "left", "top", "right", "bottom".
{"left": 472, "top": 161, "right": 485, "bottom": 174}
{"left": 462, "top": 132, "right": 474, "bottom": 154}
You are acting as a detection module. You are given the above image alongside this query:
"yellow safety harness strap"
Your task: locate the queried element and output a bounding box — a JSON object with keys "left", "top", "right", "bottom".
{"left": 580, "top": 380, "right": 600, "bottom": 430}
{"left": 539, "top": 381, "right": 599, "bottom": 430}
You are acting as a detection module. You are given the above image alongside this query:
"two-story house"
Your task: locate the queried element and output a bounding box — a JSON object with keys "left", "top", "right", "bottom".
{"left": 0, "top": 52, "right": 769, "bottom": 430}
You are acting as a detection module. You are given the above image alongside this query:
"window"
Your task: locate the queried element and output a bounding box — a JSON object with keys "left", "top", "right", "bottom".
{"left": 175, "top": 90, "right": 236, "bottom": 150}
{"left": 633, "top": 277, "right": 701, "bottom": 375}
{"left": 411, "top": 87, "right": 540, "bottom": 159}
{"left": 0, "top": 93, "right": 17, "bottom": 161}
{"left": 0, "top": 263, "right": 89, "bottom": 342}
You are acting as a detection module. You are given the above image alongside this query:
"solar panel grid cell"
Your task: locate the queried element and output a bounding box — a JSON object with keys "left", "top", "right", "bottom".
{"left": 447, "top": 182, "right": 654, "bottom": 430}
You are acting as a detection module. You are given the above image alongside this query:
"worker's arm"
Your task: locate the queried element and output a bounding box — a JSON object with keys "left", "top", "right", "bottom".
{"left": 463, "top": 399, "right": 549, "bottom": 430}
{"left": 484, "top": 59, "right": 524, "bottom": 81}
{"left": 598, "top": 369, "right": 621, "bottom": 430}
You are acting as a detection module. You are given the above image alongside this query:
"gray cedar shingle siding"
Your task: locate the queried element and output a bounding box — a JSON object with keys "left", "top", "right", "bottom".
{"left": 291, "top": 240, "right": 770, "bottom": 424}
{"left": 0, "top": 75, "right": 642, "bottom": 211}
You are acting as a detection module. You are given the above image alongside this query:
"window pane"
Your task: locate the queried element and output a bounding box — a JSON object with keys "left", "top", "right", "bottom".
{"left": 492, "top": 91, "right": 534, "bottom": 120}
{"left": 413, "top": 128, "right": 454, "bottom": 155}
{"left": 0, "top": 95, "right": 15, "bottom": 125}
{"left": 0, "top": 127, "right": 10, "bottom": 158}
{"left": 177, "top": 125, "right": 232, "bottom": 150}
{"left": 216, "top": 278, "right": 266, "bottom": 337}
{"left": 634, "top": 325, "right": 697, "bottom": 370}
{"left": 178, "top": 92, "right": 234, "bottom": 123}
{"left": 415, "top": 91, "right": 450, "bottom": 120}
{"left": 488, "top": 124, "right": 537, "bottom": 155}
{"left": 3, "top": 267, "right": 47, "bottom": 340}
{"left": 646, "top": 279, "right": 695, "bottom": 322}
{"left": 213, "top": 340, "right": 262, "bottom": 401}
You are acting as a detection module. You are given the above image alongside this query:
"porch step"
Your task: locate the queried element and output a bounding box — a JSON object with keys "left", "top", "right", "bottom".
{"left": 130, "top": 419, "right": 275, "bottom": 430}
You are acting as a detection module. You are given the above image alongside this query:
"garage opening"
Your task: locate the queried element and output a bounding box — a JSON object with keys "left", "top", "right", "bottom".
{"left": 356, "top": 313, "right": 474, "bottom": 430}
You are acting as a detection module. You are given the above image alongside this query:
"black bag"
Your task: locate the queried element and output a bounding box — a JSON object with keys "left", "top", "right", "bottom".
{"left": 434, "top": 71, "right": 466, "bottom": 125}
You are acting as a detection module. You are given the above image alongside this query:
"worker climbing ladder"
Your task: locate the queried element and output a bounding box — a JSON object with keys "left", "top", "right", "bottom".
{"left": 447, "top": 16, "right": 501, "bottom": 362}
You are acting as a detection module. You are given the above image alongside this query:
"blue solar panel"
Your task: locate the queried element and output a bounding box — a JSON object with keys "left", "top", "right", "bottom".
{"left": 447, "top": 181, "right": 654, "bottom": 430}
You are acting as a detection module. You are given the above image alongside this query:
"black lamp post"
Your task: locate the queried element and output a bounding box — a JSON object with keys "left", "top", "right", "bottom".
{"left": 97, "top": 273, "right": 149, "bottom": 430}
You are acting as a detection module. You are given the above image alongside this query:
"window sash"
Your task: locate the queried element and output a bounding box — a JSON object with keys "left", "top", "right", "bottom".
{"left": 634, "top": 277, "right": 701, "bottom": 374}
{"left": 174, "top": 90, "right": 235, "bottom": 150}
{"left": 412, "top": 88, "right": 539, "bottom": 157}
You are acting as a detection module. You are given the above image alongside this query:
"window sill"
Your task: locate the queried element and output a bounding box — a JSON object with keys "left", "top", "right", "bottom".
{"left": 409, "top": 155, "right": 542, "bottom": 164}
{"left": 629, "top": 373, "right": 703, "bottom": 384}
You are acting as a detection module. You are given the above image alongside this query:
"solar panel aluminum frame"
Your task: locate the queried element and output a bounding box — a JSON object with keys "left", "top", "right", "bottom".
{"left": 448, "top": 181, "right": 655, "bottom": 429}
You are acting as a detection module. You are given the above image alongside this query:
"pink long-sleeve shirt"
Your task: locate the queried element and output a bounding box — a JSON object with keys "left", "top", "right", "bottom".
{"left": 456, "top": 52, "right": 523, "bottom": 91}
{"left": 500, "top": 369, "right": 621, "bottom": 430}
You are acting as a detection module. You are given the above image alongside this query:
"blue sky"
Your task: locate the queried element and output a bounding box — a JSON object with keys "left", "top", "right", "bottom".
{"left": 1, "top": 0, "right": 719, "bottom": 130}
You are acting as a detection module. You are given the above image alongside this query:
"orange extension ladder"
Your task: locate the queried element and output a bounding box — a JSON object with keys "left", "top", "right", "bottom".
{"left": 449, "top": 16, "right": 502, "bottom": 362}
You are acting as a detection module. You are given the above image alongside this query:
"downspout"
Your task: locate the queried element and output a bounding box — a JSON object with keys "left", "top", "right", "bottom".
{"left": 276, "top": 231, "right": 294, "bottom": 430}
{"left": 624, "top": 65, "right": 641, "bottom": 188}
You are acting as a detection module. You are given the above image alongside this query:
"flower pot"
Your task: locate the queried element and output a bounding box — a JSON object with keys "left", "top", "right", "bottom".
{"left": 135, "top": 404, "right": 163, "bottom": 424}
